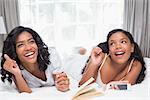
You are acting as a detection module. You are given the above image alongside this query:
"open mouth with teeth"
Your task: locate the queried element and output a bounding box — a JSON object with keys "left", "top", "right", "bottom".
{"left": 115, "top": 51, "right": 125, "bottom": 57}
{"left": 24, "top": 51, "right": 35, "bottom": 58}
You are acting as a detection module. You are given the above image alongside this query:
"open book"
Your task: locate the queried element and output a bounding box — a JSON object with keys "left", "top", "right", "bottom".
{"left": 72, "top": 77, "right": 104, "bottom": 100}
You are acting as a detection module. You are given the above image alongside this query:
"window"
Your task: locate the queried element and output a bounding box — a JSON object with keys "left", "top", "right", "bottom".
{"left": 19, "top": 0, "right": 124, "bottom": 57}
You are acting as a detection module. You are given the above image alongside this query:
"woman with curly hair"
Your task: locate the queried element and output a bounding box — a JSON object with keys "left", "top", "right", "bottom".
{"left": 79, "top": 29, "right": 146, "bottom": 88}
{"left": 0, "top": 26, "right": 69, "bottom": 93}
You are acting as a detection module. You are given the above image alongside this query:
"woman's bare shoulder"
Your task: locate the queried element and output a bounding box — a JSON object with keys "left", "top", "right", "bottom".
{"left": 132, "top": 59, "right": 142, "bottom": 68}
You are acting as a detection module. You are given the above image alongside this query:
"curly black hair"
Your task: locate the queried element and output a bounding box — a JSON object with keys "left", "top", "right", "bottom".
{"left": 0, "top": 26, "right": 50, "bottom": 84}
{"left": 82, "top": 29, "right": 146, "bottom": 84}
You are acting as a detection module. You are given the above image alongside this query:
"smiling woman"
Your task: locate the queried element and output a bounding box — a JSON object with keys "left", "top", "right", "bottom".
{"left": 0, "top": 26, "right": 70, "bottom": 93}
{"left": 79, "top": 29, "right": 146, "bottom": 88}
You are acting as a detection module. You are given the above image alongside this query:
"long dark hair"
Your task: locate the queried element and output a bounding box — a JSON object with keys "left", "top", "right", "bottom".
{"left": 0, "top": 26, "right": 50, "bottom": 83}
{"left": 82, "top": 29, "right": 146, "bottom": 84}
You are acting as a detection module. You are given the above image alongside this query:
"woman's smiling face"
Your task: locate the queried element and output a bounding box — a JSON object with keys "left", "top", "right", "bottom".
{"left": 15, "top": 31, "right": 38, "bottom": 65}
{"left": 108, "top": 32, "right": 134, "bottom": 64}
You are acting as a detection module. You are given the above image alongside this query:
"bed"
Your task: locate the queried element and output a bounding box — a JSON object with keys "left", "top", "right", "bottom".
{"left": 0, "top": 54, "right": 149, "bottom": 100}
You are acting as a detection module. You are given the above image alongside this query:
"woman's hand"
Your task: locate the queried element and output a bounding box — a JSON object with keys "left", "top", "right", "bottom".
{"left": 90, "top": 47, "right": 104, "bottom": 67}
{"left": 54, "top": 72, "right": 70, "bottom": 92}
{"left": 3, "top": 54, "right": 21, "bottom": 76}
{"left": 3, "top": 54, "right": 32, "bottom": 93}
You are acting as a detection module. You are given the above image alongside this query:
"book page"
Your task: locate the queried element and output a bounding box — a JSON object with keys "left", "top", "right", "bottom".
{"left": 72, "top": 77, "right": 104, "bottom": 100}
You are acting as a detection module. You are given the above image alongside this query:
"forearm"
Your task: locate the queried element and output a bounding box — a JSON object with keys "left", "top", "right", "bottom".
{"left": 79, "top": 62, "right": 99, "bottom": 86}
{"left": 14, "top": 73, "right": 32, "bottom": 93}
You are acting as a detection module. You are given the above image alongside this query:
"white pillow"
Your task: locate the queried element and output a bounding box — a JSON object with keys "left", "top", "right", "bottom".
{"left": 62, "top": 54, "right": 89, "bottom": 81}
{"left": 144, "top": 57, "right": 150, "bottom": 79}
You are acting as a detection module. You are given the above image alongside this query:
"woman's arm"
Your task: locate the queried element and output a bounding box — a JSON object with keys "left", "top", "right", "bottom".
{"left": 13, "top": 73, "right": 32, "bottom": 93}
{"left": 122, "top": 60, "right": 142, "bottom": 85}
{"left": 79, "top": 61, "right": 100, "bottom": 86}
{"left": 79, "top": 47, "right": 105, "bottom": 86}
{"left": 3, "top": 54, "right": 32, "bottom": 93}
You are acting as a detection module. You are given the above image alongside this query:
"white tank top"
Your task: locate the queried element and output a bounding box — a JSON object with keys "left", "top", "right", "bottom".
{"left": 96, "top": 54, "right": 108, "bottom": 88}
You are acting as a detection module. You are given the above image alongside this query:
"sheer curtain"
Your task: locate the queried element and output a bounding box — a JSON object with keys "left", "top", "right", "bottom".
{"left": 19, "top": 0, "right": 123, "bottom": 58}
{"left": 123, "top": 0, "right": 150, "bottom": 57}
{"left": 0, "top": 0, "right": 20, "bottom": 52}
{"left": 0, "top": 0, "right": 19, "bottom": 33}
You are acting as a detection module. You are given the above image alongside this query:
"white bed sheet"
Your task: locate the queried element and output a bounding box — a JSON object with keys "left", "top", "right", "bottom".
{"left": 0, "top": 76, "right": 149, "bottom": 100}
{"left": 0, "top": 56, "right": 149, "bottom": 100}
